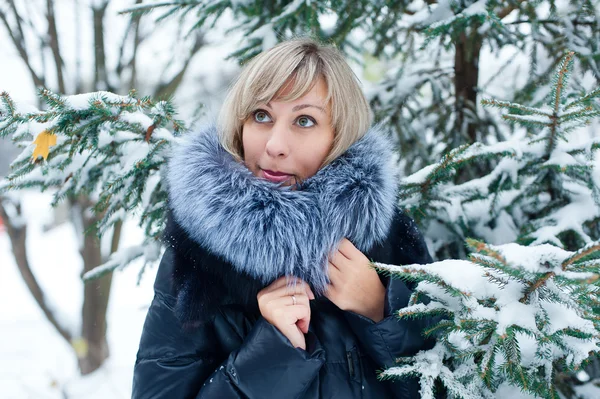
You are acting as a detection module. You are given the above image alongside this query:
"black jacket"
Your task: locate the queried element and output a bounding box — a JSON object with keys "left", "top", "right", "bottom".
{"left": 132, "top": 125, "right": 438, "bottom": 398}
{"left": 132, "top": 209, "right": 436, "bottom": 398}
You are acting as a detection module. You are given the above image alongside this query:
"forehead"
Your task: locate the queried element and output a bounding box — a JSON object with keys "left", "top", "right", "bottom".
{"left": 266, "top": 76, "right": 331, "bottom": 110}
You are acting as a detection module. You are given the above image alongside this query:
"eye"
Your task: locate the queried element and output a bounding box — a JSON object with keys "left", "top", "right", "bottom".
{"left": 253, "top": 110, "right": 272, "bottom": 123}
{"left": 296, "top": 116, "right": 316, "bottom": 128}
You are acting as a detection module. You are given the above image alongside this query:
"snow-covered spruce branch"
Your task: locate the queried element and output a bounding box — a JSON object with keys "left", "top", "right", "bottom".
{"left": 399, "top": 51, "right": 600, "bottom": 260}
{"left": 374, "top": 239, "right": 600, "bottom": 398}
{"left": 81, "top": 241, "right": 162, "bottom": 283}
{"left": 0, "top": 89, "right": 185, "bottom": 280}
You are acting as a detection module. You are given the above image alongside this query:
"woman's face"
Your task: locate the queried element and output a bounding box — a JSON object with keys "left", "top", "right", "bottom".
{"left": 242, "top": 77, "right": 335, "bottom": 186}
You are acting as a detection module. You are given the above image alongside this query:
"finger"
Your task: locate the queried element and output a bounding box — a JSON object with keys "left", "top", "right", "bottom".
{"left": 287, "top": 294, "right": 310, "bottom": 308}
{"left": 282, "top": 279, "right": 312, "bottom": 296}
{"left": 337, "top": 238, "right": 358, "bottom": 260}
{"left": 266, "top": 285, "right": 312, "bottom": 302}
{"left": 284, "top": 304, "right": 311, "bottom": 326}
{"left": 279, "top": 279, "right": 315, "bottom": 299}
{"left": 327, "top": 261, "right": 343, "bottom": 286}
{"left": 295, "top": 300, "right": 312, "bottom": 334}
{"left": 264, "top": 296, "right": 311, "bottom": 315}
{"left": 267, "top": 297, "right": 311, "bottom": 328}
{"left": 258, "top": 277, "right": 286, "bottom": 299}
{"left": 329, "top": 250, "right": 348, "bottom": 270}
{"left": 289, "top": 326, "right": 306, "bottom": 350}
{"left": 294, "top": 300, "right": 312, "bottom": 334}
{"left": 272, "top": 276, "right": 304, "bottom": 291}
{"left": 260, "top": 276, "right": 302, "bottom": 297}
{"left": 296, "top": 315, "right": 310, "bottom": 334}
{"left": 305, "top": 284, "right": 316, "bottom": 300}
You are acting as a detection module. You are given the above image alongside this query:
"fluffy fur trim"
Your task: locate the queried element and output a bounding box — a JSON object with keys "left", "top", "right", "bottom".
{"left": 165, "top": 124, "right": 398, "bottom": 295}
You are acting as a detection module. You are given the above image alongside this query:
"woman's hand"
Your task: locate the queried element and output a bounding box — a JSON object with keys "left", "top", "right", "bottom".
{"left": 257, "top": 276, "right": 315, "bottom": 350}
{"left": 326, "top": 238, "right": 385, "bottom": 322}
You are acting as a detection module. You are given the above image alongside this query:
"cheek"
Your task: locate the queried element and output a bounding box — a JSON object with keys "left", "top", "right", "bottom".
{"left": 242, "top": 124, "right": 261, "bottom": 169}
{"left": 298, "top": 133, "right": 334, "bottom": 177}
{"left": 242, "top": 124, "right": 261, "bottom": 153}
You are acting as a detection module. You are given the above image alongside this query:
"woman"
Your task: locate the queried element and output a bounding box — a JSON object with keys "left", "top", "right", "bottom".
{"left": 132, "top": 37, "right": 436, "bottom": 398}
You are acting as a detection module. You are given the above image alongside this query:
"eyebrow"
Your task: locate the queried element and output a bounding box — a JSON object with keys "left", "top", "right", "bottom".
{"left": 265, "top": 102, "right": 326, "bottom": 114}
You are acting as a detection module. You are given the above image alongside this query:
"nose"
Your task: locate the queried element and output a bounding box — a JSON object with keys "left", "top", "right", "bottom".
{"left": 265, "top": 123, "right": 290, "bottom": 158}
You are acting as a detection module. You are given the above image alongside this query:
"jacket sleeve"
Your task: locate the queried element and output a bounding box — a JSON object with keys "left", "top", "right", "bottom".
{"left": 342, "top": 288, "right": 437, "bottom": 369}
{"left": 132, "top": 247, "right": 325, "bottom": 399}
{"left": 198, "top": 316, "right": 325, "bottom": 398}
{"left": 342, "top": 211, "right": 440, "bottom": 397}
{"left": 343, "top": 209, "right": 437, "bottom": 366}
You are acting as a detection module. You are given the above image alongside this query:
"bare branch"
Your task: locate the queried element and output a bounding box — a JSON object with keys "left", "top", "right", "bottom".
{"left": 129, "top": 14, "right": 142, "bottom": 90}
{"left": 92, "top": 1, "right": 114, "bottom": 92}
{"left": 116, "top": 0, "right": 144, "bottom": 90}
{"left": 118, "top": 1, "right": 199, "bottom": 15}
{"left": 115, "top": 21, "right": 134, "bottom": 77}
{"left": 0, "top": 196, "right": 73, "bottom": 345}
{"left": 506, "top": 18, "right": 597, "bottom": 26}
{"left": 7, "top": 0, "right": 26, "bottom": 50}
{"left": 46, "top": 0, "right": 66, "bottom": 94}
{"left": 74, "top": 0, "right": 83, "bottom": 93}
{"left": 0, "top": 2, "right": 46, "bottom": 88}
{"left": 153, "top": 31, "right": 206, "bottom": 99}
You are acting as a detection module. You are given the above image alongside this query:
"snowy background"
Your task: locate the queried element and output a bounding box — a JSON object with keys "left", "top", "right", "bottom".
{"left": 0, "top": 192, "right": 155, "bottom": 398}
{"left": 1, "top": 0, "right": 599, "bottom": 398}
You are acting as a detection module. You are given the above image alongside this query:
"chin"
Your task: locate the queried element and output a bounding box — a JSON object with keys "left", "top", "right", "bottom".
{"left": 282, "top": 178, "right": 297, "bottom": 187}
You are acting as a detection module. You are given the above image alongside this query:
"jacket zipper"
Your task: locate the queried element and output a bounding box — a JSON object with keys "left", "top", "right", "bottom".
{"left": 346, "top": 350, "right": 355, "bottom": 378}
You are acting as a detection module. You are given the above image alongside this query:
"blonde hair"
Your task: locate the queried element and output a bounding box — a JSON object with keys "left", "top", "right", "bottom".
{"left": 217, "top": 37, "right": 372, "bottom": 166}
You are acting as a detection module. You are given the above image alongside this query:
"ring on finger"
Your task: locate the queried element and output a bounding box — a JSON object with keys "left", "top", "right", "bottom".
{"left": 291, "top": 295, "right": 297, "bottom": 306}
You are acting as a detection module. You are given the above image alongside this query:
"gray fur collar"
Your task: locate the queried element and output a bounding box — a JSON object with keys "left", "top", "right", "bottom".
{"left": 165, "top": 124, "right": 398, "bottom": 295}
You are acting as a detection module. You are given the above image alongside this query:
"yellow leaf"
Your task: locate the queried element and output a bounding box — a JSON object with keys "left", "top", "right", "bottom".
{"left": 31, "top": 130, "right": 57, "bottom": 161}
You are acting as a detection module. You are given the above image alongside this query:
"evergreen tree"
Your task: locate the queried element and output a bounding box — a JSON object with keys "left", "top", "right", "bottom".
{"left": 399, "top": 51, "right": 600, "bottom": 260}
{"left": 387, "top": 52, "right": 600, "bottom": 398}
{"left": 0, "top": 89, "right": 183, "bottom": 282}
{"left": 376, "top": 238, "right": 600, "bottom": 399}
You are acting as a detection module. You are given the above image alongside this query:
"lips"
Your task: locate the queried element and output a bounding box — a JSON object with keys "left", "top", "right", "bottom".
{"left": 263, "top": 169, "right": 288, "bottom": 177}
{"left": 262, "top": 168, "right": 293, "bottom": 183}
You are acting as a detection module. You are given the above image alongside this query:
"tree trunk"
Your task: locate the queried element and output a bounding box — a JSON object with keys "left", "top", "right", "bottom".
{"left": 71, "top": 194, "right": 113, "bottom": 375}
{"left": 453, "top": 25, "right": 484, "bottom": 186}
{"left": 92, "top": 2, "right": 113, "bottom": 92}
{"left": 454, "top": 26, "right": 482, "bottom": 146}
{"left": 46, "top": 0, "right": 66, "bottom": 94}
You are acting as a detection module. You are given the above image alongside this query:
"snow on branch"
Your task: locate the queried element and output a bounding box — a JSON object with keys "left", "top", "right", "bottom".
{"left": 0, "top": 89, "right": 186, "bottom": 280}
{"left": 375, "top": 239, "right": 600, "bottom": 398}
{"left": 400, "top": 51, "right": 600, "bottom": 259}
